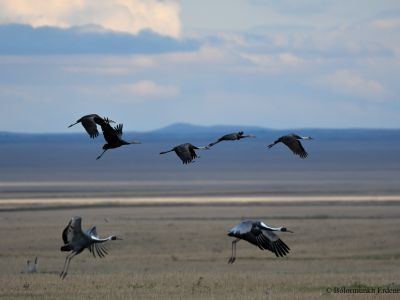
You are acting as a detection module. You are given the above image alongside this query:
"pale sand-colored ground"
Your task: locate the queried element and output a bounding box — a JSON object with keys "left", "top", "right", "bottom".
{"left": 1, "top": 198, "right": 400, "bottom": 299}
{"left": 2, "top": 195, "right": 400, "bottom": 210}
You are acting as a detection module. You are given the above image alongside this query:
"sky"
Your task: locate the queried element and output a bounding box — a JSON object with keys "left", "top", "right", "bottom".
{"left": 0, "top": 0, "right": 399, "bottom": 132}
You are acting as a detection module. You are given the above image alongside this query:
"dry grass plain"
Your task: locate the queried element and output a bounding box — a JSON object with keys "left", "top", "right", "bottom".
{"left": 1, "top": 200, "right": 400, "bottom": 299}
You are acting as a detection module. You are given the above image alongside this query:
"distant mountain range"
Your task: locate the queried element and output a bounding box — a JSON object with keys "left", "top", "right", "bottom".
{"left": 1, "top": 123, "right": 399, "bottom": 143}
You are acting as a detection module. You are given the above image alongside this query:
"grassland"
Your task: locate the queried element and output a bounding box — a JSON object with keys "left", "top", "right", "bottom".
{"left": 1, "top": 199, "right": 400, "bottom": 299}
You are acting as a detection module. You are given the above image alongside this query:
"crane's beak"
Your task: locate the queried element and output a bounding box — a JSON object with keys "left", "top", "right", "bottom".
{"left": 286, "top": 229, "right": 294, "bottom": 233}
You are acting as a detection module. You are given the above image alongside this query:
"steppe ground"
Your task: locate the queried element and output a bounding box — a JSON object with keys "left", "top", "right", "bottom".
{"left": 1, "top": 199, "right": 400, "bottom": 299}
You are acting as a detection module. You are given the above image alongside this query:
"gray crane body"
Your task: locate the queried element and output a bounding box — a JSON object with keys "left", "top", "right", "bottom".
{"left": 227, "top": 220, "right": 292, "bottom": 264}
{"left": 160, "top": 143, "right": 208, "bottom": 164}
{"left": 60, "top": 216, "right": 121, "bottom": 279}
{"left": 208, "top": 131, "right": 255, "bottom": 147}
{"left": 268, "top": 133, "right": 312, "bottom": 158}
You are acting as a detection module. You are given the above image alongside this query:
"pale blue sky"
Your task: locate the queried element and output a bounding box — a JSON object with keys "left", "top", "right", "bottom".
{"left": 0, "top": 0, "right": 399, "bottom": 132}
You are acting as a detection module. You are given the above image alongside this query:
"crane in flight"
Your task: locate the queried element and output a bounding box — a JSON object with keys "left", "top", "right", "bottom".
{"left": 59, "top": 216, "right": 121, "bottom": 279}
{"left": 96, "top": 117, "right": 141, "bottom": 160}
{"left": 68, "top": 114, "right": 114, "bottom": 139}
{"left": 160, "top": 143, "right": 209, "bottom": 164}
{"left": 208, "top": 131, "right": 255, "bottom": 148}
{"left": 267, "top": 134, "right": 313, "bottom": 158}
{"left": 227, "top": 219, "right": 292, "bottom": 264}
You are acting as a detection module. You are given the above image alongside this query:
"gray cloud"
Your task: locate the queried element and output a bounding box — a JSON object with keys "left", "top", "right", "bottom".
{"left": 0, "top": 0, "right": 181, "bottom": 37}
{"left": 0, "top": 24, "right": 199, "bottom": 55}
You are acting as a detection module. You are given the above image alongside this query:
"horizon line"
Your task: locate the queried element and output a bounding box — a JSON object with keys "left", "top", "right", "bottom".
{"left": 1, "top": 122, "right": 400, "bottom": 135}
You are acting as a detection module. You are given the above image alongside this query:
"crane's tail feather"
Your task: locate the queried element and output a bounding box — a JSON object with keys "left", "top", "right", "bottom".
{"left": 95, "top": 244, "right": 104, "bottom": 258}
{"left": 98, "top": 244, "right": 107, "bottom": 257}
{"left": 91, "top": 246, "right": 96, "bottom": 258}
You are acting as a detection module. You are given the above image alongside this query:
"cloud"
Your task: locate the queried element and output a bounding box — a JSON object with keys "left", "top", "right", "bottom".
{"left": 0, "top": 0, "right": 181, "bottom": 38}
{"left": 372, "top": 17, "right": 400, "bottom": 30}
{"left": 248, "top": 0, "right": 328, "bottom": 15}
{"left": 120, "top": 80, "right": 179, "bottom": 98}
{"left": 0, "top": 24, "right": 199, "bottom": 55}
{"left": 238, "top": 52, "right": 305, "bottom": 74}
{"left": 319, "top": 69, "right": 387, "bottom": 100}
{"left": 242, "top": 52, "right": 304, "bottom": 66}
{"left": 161, "top": 46, "right": 232, "bottom": 64}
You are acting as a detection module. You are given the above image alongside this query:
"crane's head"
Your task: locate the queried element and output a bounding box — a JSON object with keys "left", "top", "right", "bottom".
{"left": 102, "top": 144, "right": 111, "bottom": 150}
{"left": 111, "top": 235, "right": 123, "bottom": 240}
{"left": 280, "top": 227, "right": 293, "bottom": 233}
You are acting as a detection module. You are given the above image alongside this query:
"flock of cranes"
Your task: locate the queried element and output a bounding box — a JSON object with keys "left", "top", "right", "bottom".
{"left": 54, "top": 113, "right": 312, "bottom": 278}
{"left": 68, "top": 114, "right": 141, "bottom": 160}
{"left": 68, "top": 114, "right": 313, "bottom": 162}
{"left": 58, "top": 216, "right": 291, "bottom": 278}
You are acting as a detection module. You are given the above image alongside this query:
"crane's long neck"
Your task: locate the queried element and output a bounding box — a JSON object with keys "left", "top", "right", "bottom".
{"left": 260, "top": 222, "right": 283, "bottom": 231}
{"left": 92, "top": 235, "right": 116, "bottom": 243}
{"left": 266, "top": 226, "right": 283, "bottom": 231}
{"left": 160, "top": 149, "right": 174, "bottom": 154}
{"left": 196, "top": 146, "right": 209, "bottom": 150}
{"left": 267, "top": 138, "right": 281, "bottom": 148}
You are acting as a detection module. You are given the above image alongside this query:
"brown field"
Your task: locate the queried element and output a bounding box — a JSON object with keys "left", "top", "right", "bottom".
{"left": 1, "top": 198, "right": 400, "bottom": 299}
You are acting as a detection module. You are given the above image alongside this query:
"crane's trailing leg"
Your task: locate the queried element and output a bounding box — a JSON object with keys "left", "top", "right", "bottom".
{"left": 67, "top": 122, "right": 79, "bottom": 128}
{"left": 60, "top": 253, "right": 71, "bottom": 277}
{"left": 60, "top": 252, "right": 77, "bottom": 279}
{"left": 96, "top": 149, "right": 108, "bottom": 160}
{"left": 228, "top": 238, "right": 240, "bottom": 264}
